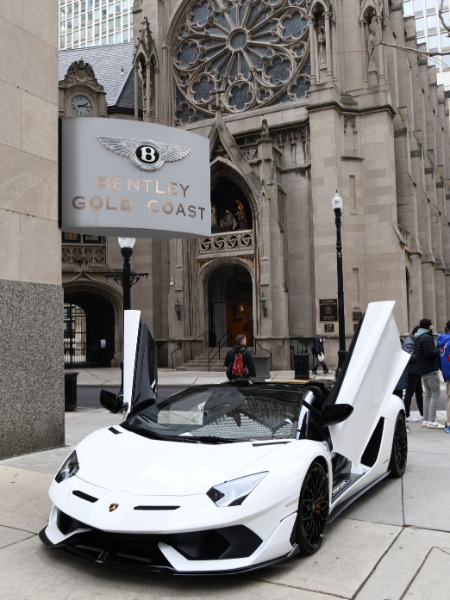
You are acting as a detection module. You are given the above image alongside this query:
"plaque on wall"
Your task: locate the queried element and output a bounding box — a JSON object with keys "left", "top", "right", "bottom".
{"left": 324, "top": 324, "right": 334, "bottom": 333}
{"left": 319, "top": 299, "right": 338, "bottom": 322}
{"left": 353, "top": 311, "right": 363, "bottom": 322}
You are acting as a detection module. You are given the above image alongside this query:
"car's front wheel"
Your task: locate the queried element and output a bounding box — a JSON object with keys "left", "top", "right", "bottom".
{"left": 389, "top": 411, "right": 408, "bottom": 477}
{"left": 293, "top": 461, "right": 329, "bottom": 556}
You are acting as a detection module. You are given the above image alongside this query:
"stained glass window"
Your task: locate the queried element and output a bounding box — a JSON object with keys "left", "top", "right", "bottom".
{"left": 173, "top": 0, "right": 310, "bottom": 124}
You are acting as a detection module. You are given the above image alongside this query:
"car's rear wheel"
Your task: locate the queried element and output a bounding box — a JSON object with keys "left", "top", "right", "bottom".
{"left": 294, "top": 461, "right": 329, "bottom": 556}
{"left": 389, "top": 411, "right": 408, "bottom": 477}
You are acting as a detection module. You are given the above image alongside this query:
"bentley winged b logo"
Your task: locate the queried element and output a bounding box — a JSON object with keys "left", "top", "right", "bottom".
{"left": 97, "top": 136, "right": 190, "bottom": 172}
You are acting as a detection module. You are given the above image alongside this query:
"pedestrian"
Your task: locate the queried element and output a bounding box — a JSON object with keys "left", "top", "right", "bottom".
{"left": 402, "top": 326, "right": 423, "bottom": 422}
{"left": 436, "top": 320, "right": 450, "bottom": 433}
{"left": 415, "top": 318, "right": 444, "bottom": 429}
{"left": 311, "top": 335, "right": 330, "bottom": 375}
{"left": 224, "top": 334, "right": 256, "bottom": 380}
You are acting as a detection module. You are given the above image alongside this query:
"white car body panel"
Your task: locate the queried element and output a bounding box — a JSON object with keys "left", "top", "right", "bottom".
{"left": 123, "top": 310, "right": 141, "bottom": 416}
{"left": 159, "top": 513, "right": 298, "bottom": 572}
{"left": 329, "top": 301, "right": 410, "bottom": 464}
{"left": 48, "top": 433, "right": 330, "bottom": 533}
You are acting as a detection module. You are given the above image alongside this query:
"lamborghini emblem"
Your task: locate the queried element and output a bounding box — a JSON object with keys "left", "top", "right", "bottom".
{"left": 109, "top": 503, "right": 119, "bottom": 512}
{"left": 97, "top": 136, "right": 190, "bottom": 172}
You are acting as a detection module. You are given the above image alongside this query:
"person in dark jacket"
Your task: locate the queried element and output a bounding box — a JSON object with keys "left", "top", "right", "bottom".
{"left": 402, "top": 326, "right": 423, "bottom": 422}
{"left": 415, "top": 318, "right": 443, "bottom": 429}
{"left": 311, "top": 335, "right": 330, "bottom": 375}
{"left": 224, "top": 334, "right": 256, "bottom": 380}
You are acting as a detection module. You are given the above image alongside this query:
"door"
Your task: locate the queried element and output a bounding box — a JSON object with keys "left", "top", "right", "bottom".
{"left": 227, "top": 301, "right": 253, "bottom": 347}
{"left": 328, "top": 301, "right": 409, "bottom": 464}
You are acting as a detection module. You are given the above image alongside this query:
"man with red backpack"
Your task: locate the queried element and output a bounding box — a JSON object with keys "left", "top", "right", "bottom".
{"left": 224, "top": 334, "right": 256, "bottom": 380}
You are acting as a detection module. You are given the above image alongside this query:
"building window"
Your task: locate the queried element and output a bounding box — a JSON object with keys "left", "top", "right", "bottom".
{"left": 173, "top": 0, "right": 310, "bottom": 124}
{"left": 62, "top": 232, "right": 105, "bottom": 244}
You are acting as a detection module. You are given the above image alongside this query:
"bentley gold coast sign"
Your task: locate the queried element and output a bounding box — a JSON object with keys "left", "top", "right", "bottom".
{"left": 60, "top": 118, "right": 211, "bottom": 238}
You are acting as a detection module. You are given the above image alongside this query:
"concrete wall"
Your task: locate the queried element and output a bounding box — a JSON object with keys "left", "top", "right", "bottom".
{"left": 0, "top": 2, "right": 64, "bottom": 458}
{"left": 0, "top": 280, "right": 64, "bottom": 457}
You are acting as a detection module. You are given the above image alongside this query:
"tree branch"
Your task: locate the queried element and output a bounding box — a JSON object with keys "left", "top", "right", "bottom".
{"left": 439, "top": 0, "right": 450, "bottom": 35}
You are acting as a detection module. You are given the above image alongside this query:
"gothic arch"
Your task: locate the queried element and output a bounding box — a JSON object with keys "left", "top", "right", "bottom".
{"left": 308, "top": 1, "right": 336, "bottom": 84}
{"left": 63, "top": 278, "right": 123, "bottom": 313}
{"left": 198, "top": 257, "right": 256, "bottom": 346}
{"left": 210, "top": 157, "right": 258, "bottom": 233}
{"left": 63, "top": 279, "right": 122, "bottom": 367}
{"left": 359, "top": 2, "right": 384, "bottom": 84}
{"left": 359, "top": 0, "right": 384, "bottom": 21}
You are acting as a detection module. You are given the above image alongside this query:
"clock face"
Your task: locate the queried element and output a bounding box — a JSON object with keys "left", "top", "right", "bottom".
{"left": 70, "top": 93, "right": 94, "bottom": 117}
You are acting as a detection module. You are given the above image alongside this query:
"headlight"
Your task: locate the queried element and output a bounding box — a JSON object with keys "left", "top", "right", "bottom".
{"left": 207, "top": 472, "right": 268, "bottom": 507}
{"left": 55, "top": 450, "right": 79, "bottom": 483}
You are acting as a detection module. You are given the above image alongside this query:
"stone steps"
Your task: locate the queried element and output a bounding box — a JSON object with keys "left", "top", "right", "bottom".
{"left": 176, "top": 350, "right": 230, "bottom": 372}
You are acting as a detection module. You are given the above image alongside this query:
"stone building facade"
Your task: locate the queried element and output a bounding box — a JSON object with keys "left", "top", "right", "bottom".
{"left": 60, "top": 0, "right": 450, "bottom": 373}
{"left": 0, "top": 3, "right": 63, "bottom": 459}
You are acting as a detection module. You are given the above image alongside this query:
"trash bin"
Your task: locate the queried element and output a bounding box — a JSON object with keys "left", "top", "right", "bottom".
{"left": 253, "top": 355, "right": 271, "bottom": 378}
{"left": 65, "top": 372, "right": 79, "bottom": 411}
{"left": 294, "top": 354, "right": 309, "bottom": 379}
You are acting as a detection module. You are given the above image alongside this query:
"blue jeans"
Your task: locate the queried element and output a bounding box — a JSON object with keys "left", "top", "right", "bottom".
{"left": 421, "top": 371, "right": 441, "bottom": 422}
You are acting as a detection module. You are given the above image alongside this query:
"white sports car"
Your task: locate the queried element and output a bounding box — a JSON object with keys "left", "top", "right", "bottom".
{"left": 40, "top": 301, "right": 409, "bottom": 574}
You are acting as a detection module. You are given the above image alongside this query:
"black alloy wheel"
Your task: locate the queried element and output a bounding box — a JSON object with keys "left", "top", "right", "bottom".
{"left": 294, "top": 461, "right": 329, "bottom": 556}
{"left": 389, "top": 411, "right": 408, "bottom": 477}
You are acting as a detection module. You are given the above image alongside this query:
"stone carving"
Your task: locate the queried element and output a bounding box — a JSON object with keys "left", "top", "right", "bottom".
{"left": 173, "top": 0, "right": 310, "bottom": 124}
{"left": 60, "top": 59, "right": 105, "bottom": 92}
{"left": 367, "top": 19, "right": 378, "bottom": 67}
{"left": 318, "top": 26, "right": 326, "bottom": 67}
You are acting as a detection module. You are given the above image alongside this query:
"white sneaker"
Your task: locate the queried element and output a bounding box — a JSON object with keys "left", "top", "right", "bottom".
{"left": 426, "top": 421, "right": 445, "bottom": 430}
{"left": 422, "top": 420, "right": 429, "bottom": 427}
{"left": 406, "top": 415, "right": 420, "bottom": 423}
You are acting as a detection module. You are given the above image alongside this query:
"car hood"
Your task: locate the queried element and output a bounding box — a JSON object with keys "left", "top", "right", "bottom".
{"left": 74, "top": 426, "right": 285, "bottom": 496}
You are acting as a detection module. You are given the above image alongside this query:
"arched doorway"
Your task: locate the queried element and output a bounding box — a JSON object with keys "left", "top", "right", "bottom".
{"left": 64, "top": 291, "right": 115, "bottom": 367}
{"left": 210, "top": 177, "right": 253, "bottom": 234}
{"left": 208, "top": 264, "right": 253, "bottom": 348}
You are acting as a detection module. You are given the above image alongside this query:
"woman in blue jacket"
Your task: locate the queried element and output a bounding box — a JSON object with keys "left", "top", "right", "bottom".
{"left": 436, "top": 321, "right": 450, "bottom": 433}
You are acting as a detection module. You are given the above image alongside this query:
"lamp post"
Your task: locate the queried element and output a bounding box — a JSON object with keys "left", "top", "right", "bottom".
{"left": 332, "top": 191, "right": 347, "bottom": 375}
{"left": 118, "top": 237, "right": 136, "bottom": 311}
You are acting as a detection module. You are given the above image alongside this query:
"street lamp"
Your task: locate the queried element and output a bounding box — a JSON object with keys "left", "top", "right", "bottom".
{"left": 332, "top": 191, "right": 347, "bottom": 375}
{"left": 118, "top": 237, "right": 136, "bottom": 311}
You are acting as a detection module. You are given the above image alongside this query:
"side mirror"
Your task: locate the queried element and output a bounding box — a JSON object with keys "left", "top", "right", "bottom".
{"left": 322, "top": 403, "right": 353, "bottom": 426}
{"left": 100, "top": 389, "right": 127, "bottom": 414}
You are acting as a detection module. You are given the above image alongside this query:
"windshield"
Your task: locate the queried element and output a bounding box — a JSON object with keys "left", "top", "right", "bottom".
{"left": 122, "top": 384, "right": 305, "bottom": 443}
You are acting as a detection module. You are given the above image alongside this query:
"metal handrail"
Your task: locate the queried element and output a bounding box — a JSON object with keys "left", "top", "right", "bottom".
{"left": 171, "top": 344, "right": 182, "bottom": 370}
{"left": 253, "top": 338, "right": 273, "bottom": 371}
{"left": 188, "top": 330, "right": 208, "bottom": 360}
{"left": 207, "top": 330, "right": 230, "bottom": 372}
{"left": 171, "top": 331, "right": 209, "bottom": 370}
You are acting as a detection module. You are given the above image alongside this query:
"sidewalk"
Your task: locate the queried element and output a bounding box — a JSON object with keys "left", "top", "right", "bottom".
{"left": 72, "top": 366, "right": 326, "bottom": 387}
{"left": 1, "top": 370, "right": 449, "bottom": 599}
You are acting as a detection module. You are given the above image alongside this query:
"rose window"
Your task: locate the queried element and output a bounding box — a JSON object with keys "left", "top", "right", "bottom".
{"left": 173, "top": 0, "right": 310, "bottom": 124}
